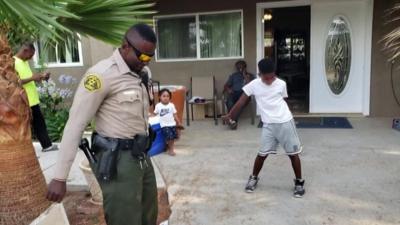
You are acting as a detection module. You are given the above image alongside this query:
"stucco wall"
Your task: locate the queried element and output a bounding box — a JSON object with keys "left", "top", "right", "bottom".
{"left": 45, "top": 36, "right": 114, "bottom": 89}
{"left": 150, "top": 0, "right": 262, "bottom": 97}
{"left": 152, "top": 0, "right": 400, "bottom": 117}
{"left": 45, "top": 37, "right": 91, "bottom": 82}
{"left": 88, "top": 37, "right": 115, "bottom": 66}
{"left": 370, "top": 0, "right": 400, "bottom": 116}
{"left": 46, "top": 0, "right": 400, "bottom": 117}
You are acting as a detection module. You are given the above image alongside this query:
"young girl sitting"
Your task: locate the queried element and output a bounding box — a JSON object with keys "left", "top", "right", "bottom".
{"left": 154, "top": 89, "right": 182, "bottom": 156}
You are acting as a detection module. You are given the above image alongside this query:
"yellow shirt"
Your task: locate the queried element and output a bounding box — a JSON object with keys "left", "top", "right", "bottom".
{"left": 13, "top": 56, "right": 40, "bottom": 107}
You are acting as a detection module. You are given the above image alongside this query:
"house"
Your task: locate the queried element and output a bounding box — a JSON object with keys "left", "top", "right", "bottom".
{"left": 37, "top": 0, "right": 400, "bottom": 117}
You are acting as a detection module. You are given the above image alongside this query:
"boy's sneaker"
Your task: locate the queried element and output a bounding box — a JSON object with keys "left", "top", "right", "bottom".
{"left": 42, "top": 144, "right": 59, "bottom": 152}
{"left": 245, "top": 175, "right": 259, "bottom": 193}
{"left": 293, "top": 179, "right": 305, "bottom": 198}
{"left": 229, "top": 119, "right": 237, "bottom": 130}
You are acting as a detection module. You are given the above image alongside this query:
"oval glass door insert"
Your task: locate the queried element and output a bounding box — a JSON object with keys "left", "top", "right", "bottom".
{"left": 325, "top": 16, "right": 351, "bottom": 95}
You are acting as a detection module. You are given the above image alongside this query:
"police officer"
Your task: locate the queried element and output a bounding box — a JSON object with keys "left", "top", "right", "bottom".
{"left": 46, "top": 24, "right": 158, "bottom": 225}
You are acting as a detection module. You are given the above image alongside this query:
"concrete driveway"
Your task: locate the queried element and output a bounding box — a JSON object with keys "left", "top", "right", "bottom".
{"left": 154, "top": 117, "right": 400, "bottom": 225}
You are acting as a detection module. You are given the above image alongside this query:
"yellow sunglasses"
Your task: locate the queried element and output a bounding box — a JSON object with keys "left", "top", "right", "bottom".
{"left": 125, "top": 37, "right": 154, "bottom": 63}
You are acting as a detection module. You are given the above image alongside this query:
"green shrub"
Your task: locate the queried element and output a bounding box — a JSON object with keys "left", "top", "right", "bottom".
{"left": 38, "top": 75, "right": 76, "bottom": 142}
{"left": 45, "top": 108, "right": 70, "bottom": 142}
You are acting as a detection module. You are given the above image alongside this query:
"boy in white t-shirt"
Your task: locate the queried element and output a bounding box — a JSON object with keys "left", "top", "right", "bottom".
{"left": 223, "top": 59, "right": 305, "bottom": 198}
{"left": 154, "top": 89, "right": 182, "bottom": 156}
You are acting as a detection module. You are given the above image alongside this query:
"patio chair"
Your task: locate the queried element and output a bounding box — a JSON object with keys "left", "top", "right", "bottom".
{"left": 221, "top": 93, "right": 256, "bottom": 125}
{"left": 186, "top": 76, "right": 218, "bottom": 126}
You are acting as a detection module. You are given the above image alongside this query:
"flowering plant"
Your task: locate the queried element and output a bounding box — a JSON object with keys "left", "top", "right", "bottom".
{"left": 37, "top": 75, "right": 77, "bottom": 141}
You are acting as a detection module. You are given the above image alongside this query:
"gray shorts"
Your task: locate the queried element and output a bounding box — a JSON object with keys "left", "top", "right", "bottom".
{"left": 259, "top": 119, "right": 302, "bottom": 156}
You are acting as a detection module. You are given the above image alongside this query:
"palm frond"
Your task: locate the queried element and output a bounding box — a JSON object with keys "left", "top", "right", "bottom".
{"left": 0, "top": 0, "right": 79, "bottom": 41}
{"left": 383, "top": 30, "right": 400, "bottom": 61}
{"left": 382, "top": 3, "right": 400, "bottom": 61}
{"left": 1, "top": 0, "right": 155, "bottom": 53}
{"left": 58, "top": 0, "right": 156, "bottom": 46}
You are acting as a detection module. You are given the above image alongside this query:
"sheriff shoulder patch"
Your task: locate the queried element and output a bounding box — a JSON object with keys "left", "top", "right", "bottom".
{"left": 84, "top": 74, "right": 102, "bottom": 92}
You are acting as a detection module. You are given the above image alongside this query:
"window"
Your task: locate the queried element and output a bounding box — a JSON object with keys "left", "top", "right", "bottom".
{"left": 157, "top": 16, "right": 197, "bottom": 59}
{"left": 34, "top": 38, "right": 83, "bottom": 67}
{"left": 155, "top": 10, "right": 243, "bottom": 61}
{"left": 325, "top": 16, "right": 351, "bottom": 95}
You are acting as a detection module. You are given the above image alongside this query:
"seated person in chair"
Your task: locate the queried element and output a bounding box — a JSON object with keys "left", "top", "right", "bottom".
{"left": 224, "top": 60, "right": 255, "bottom": 129}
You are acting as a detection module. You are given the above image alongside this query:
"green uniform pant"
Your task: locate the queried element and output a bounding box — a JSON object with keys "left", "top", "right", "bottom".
{"left": 96, "top": 151, "right": 158, "bottom": 225}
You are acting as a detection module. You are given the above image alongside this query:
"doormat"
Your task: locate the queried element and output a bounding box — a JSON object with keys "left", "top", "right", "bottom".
{"left": 294, "top": 117, "right": 353, "bottom": 129}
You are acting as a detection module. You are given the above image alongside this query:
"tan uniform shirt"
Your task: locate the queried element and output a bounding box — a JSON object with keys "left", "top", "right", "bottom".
{"left": 54, "top": 49, "right": 149, "bottom": 180}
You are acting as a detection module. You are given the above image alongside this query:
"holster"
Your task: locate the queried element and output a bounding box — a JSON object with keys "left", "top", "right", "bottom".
{"left": 131, "top": 134, "right": 150, "bottom": 157}
{"left": 91, "top": 133, "right": 119, "bottom": 182}
{"left": 131, "top": 127, "right": 155, "bottom": 157}
{"left": 91, "top": 129, "right": 155, "bottom": 181}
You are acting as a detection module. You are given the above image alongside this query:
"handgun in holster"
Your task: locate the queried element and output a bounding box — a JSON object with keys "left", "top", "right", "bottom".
{"left": 90, "top": 133, "right": 119, "bottom": 182}
{"left": 79, "top": 138, "right": 97, "bottom": 165}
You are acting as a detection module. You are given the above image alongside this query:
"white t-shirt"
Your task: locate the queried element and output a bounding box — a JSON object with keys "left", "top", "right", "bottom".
{"left": 242, "top": 78, "right": 293, "bottom": 124}
{"left": 154, "top": 102, "right": 177, "bottom": 127}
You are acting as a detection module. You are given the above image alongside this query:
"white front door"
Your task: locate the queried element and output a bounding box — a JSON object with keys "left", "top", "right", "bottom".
{"left": 309, "top": 0, "right": 373, "bottom": 115}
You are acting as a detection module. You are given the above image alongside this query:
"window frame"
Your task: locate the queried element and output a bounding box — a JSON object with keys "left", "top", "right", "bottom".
{"left": 154, "top": 9, "right": 244, "bottom": 62}
{"left": 33, "top": 37, "right": 84, "bottom": 68}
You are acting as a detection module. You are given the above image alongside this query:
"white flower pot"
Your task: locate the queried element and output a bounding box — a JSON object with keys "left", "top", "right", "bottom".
{"left": 29, "top": 203, "right": 70, "bottom": 225}
{"left": 79, "top": 159, "right": 103, "bottom": 205}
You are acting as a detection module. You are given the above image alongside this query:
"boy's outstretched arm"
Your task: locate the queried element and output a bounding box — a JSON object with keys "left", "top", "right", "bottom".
{"left": 222, "top": 93, "right": 250, "bottom": 122}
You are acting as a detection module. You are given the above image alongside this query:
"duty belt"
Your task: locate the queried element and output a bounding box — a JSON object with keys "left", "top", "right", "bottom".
{"left": 87, "top": 133, "right": 151, "bottom": 181}
{"left": 93, "top": 133, "right": 150, "bottom": 157}
{"left": 117, "top": 138, "right": 136, "bottom": 151}
{"left": 113, "top": 136, "right": 150, "bottom": 169}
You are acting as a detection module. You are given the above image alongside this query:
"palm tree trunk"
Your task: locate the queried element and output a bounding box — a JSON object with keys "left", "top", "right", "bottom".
{"left": 0, "top": 31, "right": 50, "bottom": 225}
